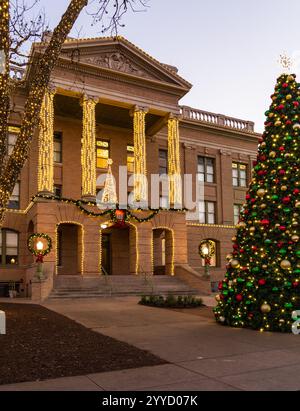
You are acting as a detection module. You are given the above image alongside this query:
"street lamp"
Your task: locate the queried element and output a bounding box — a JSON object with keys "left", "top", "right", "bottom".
{"left": 35, "top": 240, "right": 45, "bottom": 280}
{"left": 28, "top": 233, "right": 52, "bottom": 281}
{"left": 199, "top": 240, "right": 216, "bottom": 280}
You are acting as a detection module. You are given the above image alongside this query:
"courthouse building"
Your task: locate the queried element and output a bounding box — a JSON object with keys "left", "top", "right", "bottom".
{"left": 1, "top": 36, "right": 260, "bottom": 299}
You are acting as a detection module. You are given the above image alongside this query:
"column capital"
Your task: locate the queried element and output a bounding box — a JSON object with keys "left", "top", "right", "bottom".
{"left": 168, "top": 112, "right": 182, "bottom": 122}
{"left": 130, "top": 105, "right": 149, "bottom": 116}
{"left": 80, "top": 94, "right": 99, "bottom": 106}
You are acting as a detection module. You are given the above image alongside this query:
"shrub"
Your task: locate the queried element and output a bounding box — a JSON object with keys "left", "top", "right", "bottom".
{"left": 139, "top": 294, "right": 203, "bottom": 308}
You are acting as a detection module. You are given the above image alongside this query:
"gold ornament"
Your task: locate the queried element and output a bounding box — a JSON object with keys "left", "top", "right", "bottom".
{"left": 232, "top": 236, "right": 237, "bottom": 242}
{"left": 260, "top": 204, "right": 267, "bottom": 209}
{"left": 295, "top": 202, "right": 300, "bottom": 208}
{"left": 261, "top": 303, "right": 271, "bottom": 313}
{"left": 226, "top": 253, "right": 233, "bottom": 261}
{"left": 238, "top": 222, "right": 246, "bottom": 229}
{"left": 275, "top": 121, "right": 282, "bottom": 127}
{"left": 262, "top": 264, "right": 268, "bottom": 269}
{"left": 269, "top": 151, "right": 276, "bottom": 158}
{"left": 230, "top": 259, "right": 240, "bottom": 269}
{"left": 257, "top": 188, "right": 266, "bottom": 197}
{"left": 291, "top": 235, "right": 299, "bottom": 242}
{"left": 286, "top": 94, "right": 292, "bottom": 100}
{"left": 280, "top": 260, "right": 291, "bottom": 270}
{"left": 281, "top": 186, "right": 288, "bottom": 191}
{"left": 287, "top": 75, "right": 295, "bottom": 82}
{"left": 215, "top": 294, "right": 221, "bottom": 302}
{"left": 249, "top": 226, "right": 256, "bottom": 233}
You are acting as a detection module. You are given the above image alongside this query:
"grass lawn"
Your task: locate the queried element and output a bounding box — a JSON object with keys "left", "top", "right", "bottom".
{"left": 0, "top": 303, "right": 166, "bottom": 385}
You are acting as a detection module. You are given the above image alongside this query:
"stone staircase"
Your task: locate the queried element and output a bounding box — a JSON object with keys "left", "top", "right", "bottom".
{"left": 48, "top": 275, "right": 200, "bottom": 299}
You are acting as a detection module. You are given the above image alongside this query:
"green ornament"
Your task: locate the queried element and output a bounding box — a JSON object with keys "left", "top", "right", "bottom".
{"left": 252, "top": 267, "right": 260, "bottom": 274}
{"left": 246, "top": 282, "right": 253, "bottom": 287}
{"left": 295, "top": 250, "right": 300, "bottom": 258}
{"left": 222, "top": 290, "right": 228, "bottom": 296}
{"left": 283, "top": 207, "right": 291, "bottom": 213}
{"left": 264, "top": 239, "right": 272, "bottom": 245}
{"left": 272, "top": 195, "right": 279, "bottom": 201}
{"left": 275, "top": 158, "right": 283, "bottom": 163}
{"left": 272, "top": 287, "right": 279, "bottom": 292}
{"left": 237, "top": 278, "right": 245, "bottom": 283}
{"left": 284, "top": 302, "right": 293, "bottom": 309}
{"left": 293, "top": 269, "right": 300, "bottom": 275}
{"left": 279, "top": 248, "right": 287, "bottom": 255}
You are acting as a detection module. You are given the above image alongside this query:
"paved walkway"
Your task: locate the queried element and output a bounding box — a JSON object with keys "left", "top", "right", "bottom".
{"left": 1, "top": 296, "right": 300, "bottom": 391}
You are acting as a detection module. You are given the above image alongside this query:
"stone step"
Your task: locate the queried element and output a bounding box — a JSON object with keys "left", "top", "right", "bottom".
{"left": 49, "top": 274, "right": 199, "bottom": 299}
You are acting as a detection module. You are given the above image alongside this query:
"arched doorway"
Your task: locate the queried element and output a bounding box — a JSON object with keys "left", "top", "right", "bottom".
{"left": 152, "top": 228, "right": 174, "bottom": 276}
{"left": 100, "top": 224, "right": 137, "bottom": 275}
{"left": 56, "top": 223, "right": 83, "bottom": 275}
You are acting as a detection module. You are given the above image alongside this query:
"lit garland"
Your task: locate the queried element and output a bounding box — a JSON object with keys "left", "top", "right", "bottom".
{"left": 38, "top": 89, "right": 55, "bottom": 193}
{"left": 132, "top": 106, "right": 148, "bottom": 202}
{"left": 81, "top": 96, "right": 97, "bottom": 198}
{"left": 214, "top": 73, "right": 300, "bottom": 333}
{"left": 0, "top": 0, "right": 88, "bottom": 224}
{"left": 168, "top": 115, "right": 182, "bottom": 206}
{"left": 31, "top": 193, "right": 187, "bottom": 222}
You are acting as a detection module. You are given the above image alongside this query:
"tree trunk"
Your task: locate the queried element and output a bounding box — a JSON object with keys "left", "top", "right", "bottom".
{"left": 0, "top": 0, "right": 88, "bottom": 224}
{"left": 0, "top": 0, "right": 10, "bottom": 168}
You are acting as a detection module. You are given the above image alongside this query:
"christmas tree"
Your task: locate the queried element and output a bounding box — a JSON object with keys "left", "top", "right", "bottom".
{"left": 214, "top": 72, "right": 300, "bottom": 333}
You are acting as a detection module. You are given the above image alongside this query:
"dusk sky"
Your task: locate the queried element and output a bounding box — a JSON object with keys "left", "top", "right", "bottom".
{"left": 34, "top": 0, "right": 300, "bottom": 132}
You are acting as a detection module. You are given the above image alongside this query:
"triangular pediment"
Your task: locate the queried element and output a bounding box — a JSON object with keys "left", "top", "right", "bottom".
{"left": 59, "top": 36, "right": 192, "bottom": 91}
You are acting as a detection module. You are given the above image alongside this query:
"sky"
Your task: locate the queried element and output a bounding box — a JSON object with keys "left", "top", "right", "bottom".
{"left": 32, "top": 0, "right": 300, "bottom": 132}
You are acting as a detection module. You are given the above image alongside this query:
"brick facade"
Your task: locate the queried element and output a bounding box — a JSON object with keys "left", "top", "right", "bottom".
{"left": 1, "top": 37, "right": 260, "bottom": 298}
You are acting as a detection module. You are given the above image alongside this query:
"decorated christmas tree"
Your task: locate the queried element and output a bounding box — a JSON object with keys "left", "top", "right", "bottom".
{"left": 214, "top": 71, "right": 300, "bottom": 333}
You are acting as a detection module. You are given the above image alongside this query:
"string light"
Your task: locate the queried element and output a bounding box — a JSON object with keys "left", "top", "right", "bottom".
{"left": 168, "top": 115, "right": 182, "bottom": 206}
{"left": 132, "top": 106, "right": 148, "bottom": 202}
{"left": 38, "top": 89, "right": 55, "bottom": 193}
{"left": 81, "top": 96, "right": 97, "bottom": 198}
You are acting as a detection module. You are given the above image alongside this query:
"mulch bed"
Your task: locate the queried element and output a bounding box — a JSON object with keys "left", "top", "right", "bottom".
{"left": 167, "top": 306, "right": 215, "bottom": 320}
{"left": 0, "top": 303, "right": 166, "bottom": 386}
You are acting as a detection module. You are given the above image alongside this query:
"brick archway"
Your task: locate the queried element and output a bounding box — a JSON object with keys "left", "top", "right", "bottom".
{"left": 152, "top": 227, "right": 174, "bottom": 276}
{"left": 55, "top": 222, "right": 84, "bottom": 275}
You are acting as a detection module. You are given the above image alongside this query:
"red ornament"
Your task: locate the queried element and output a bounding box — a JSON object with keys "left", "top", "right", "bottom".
{"left": 286, "top": 120, "right": 292, "bottom": 125}
{"left": 261, "top": 219, "right": 270, "bottom": 226}
{"left": 279, "top": 146, "right": 285, "bottom": 152}
{"left": 218, "top": 282, "right": 223, "bottom": 290}
{"left": 282, "top": 196, "right": 291, "bottom": 204}
{"left": 293, "top": 101, "right": 299, "bottom": 107}
{"left": 236, "top": 294, "right": 243, "bottom": 302}
{"left": 293, "top": 281, "right": 299, "bottom": 288}
{"left": 293, "top": 189, "right": 300, "bottom": 195}
{"left": 258, "top": 279, "right": 266, "bottom": 286}
{"left": 282, "top": 83, "right": 289, "bottom": 88}
{"left": 279, "top": 169, "right": 286, "bottom": 176}
{"left": 279, "top": 226, "right": 286, "bottom": 231}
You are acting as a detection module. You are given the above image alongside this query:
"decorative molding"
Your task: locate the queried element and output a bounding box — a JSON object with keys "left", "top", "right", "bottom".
{"left": 82, "top": 52, "right": 157, "bottom": 81}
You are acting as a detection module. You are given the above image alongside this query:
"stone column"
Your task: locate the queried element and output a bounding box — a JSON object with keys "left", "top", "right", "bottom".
{"left": 81, "top": 95, "right": 97, "bottom": 200}
{"left": 38, "top": 88, "right": 55, "bottom": 194}
{"left": 131, "top": 106, "right": 148, "bottom": 202}
{"left": 168, "top": 114, "right": 182, "bottom": 206}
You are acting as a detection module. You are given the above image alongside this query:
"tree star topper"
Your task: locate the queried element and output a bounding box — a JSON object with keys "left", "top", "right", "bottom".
{"left": 278, "top": 53, "right": 293, "bottom": 73}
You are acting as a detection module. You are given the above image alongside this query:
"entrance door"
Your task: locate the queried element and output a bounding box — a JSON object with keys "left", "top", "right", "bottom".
{"left": 101, "top": 233, "right": 111, "bottom": 275}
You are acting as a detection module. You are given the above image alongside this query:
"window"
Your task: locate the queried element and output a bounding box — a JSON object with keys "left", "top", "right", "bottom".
{"left": 54, "top": 185, "right": 62, "bottom": 198}
{"left": 96, "top": 139, "right": 110, "bottom": 169}
{"left": 199, "top": 201, "right": 216, "bottom": 224}
{"left": 201, "top": 240, "right": 217, "bottom": 267}
{"left": 232, "top": 162, "right": 247, "bottom": 187}
{"left": 159, "top": 149, "right": 168, "bottom": 175}
{"left": 0, "top": 229, "right": 19, "bottom": 265}
{"left": 198, "top": 156, "right": 215, "bottom": 183}
{"left": 127, "top": 144, "right": 134, "bottom": 173}
{"left": 234, "top": 204, "right": 244, "bottom": 225}
{"left": 7, "top": 126, "right": 20, "bottom": 156}
{"left": 54, "top": 132, "right": 62, "bottom": 163}
{"left": 8, "top": 182, "right": 20, "bottom": 210}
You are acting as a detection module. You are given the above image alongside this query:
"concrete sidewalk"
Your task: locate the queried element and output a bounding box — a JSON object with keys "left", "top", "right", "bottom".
{"left": 1, "top": 296, "right": 300, "bottom": 391}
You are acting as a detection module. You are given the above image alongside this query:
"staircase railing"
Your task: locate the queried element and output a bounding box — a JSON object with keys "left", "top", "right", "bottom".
{"left": 101, "top": 265, "right": 113, "bottom": 296}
